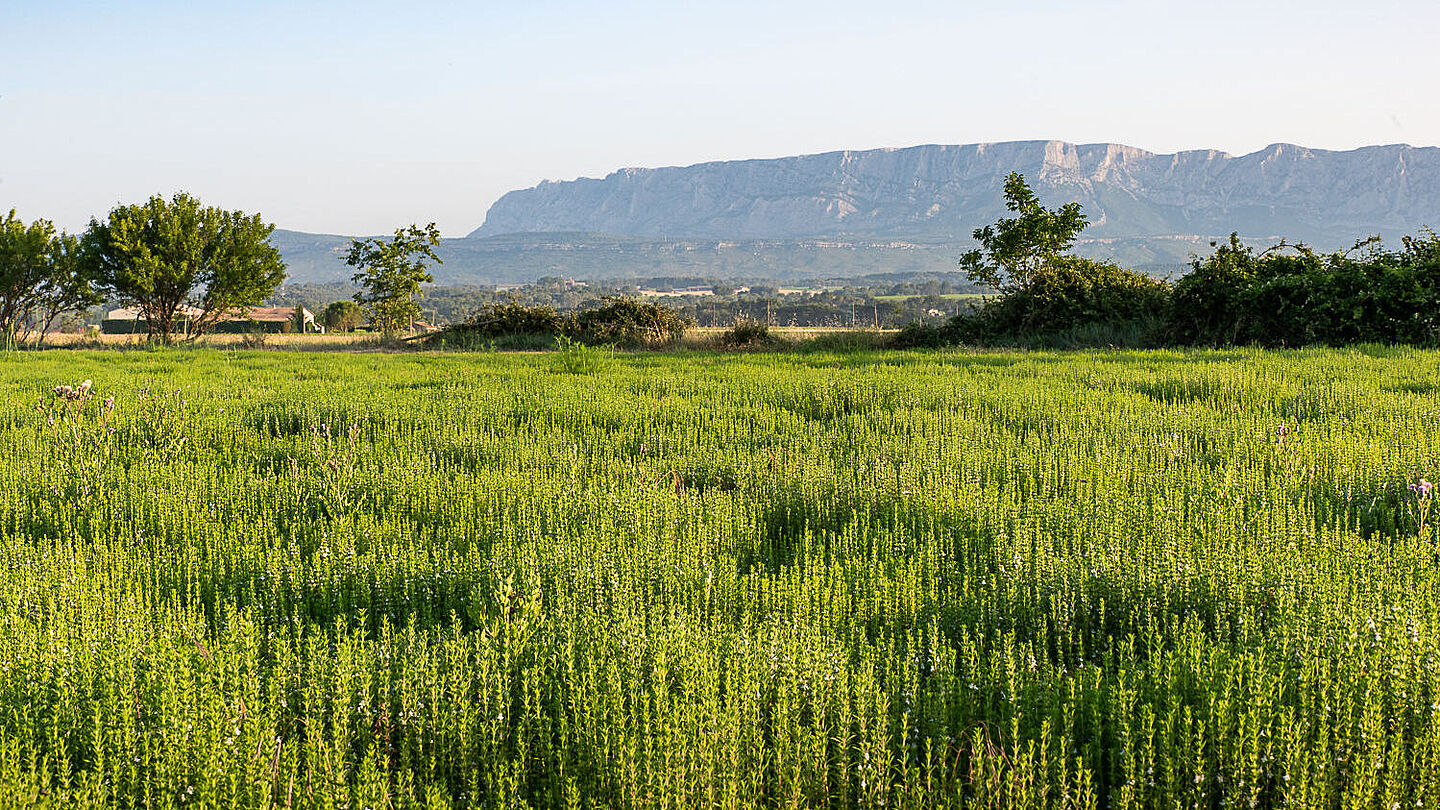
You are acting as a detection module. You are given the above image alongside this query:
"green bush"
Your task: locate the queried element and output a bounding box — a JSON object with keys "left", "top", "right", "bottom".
{"left": 1168, "top": 235, "right": 1258, "bottom": 346}
{"left": 1170, "top": 231, "right": 1440, "bottom": 347}
{"left": 473, "top": 300, "right": 567, "bottom": 338}
{"left": 792, "top": 330, "right": 892, "bottom": 352}
{"left": 426, "top": 297, "right": 694, "bottom": 351}
{"left": 890, "top": 320, "right": 958, "bottom": 349}
{"left": 426, "top": 300, "right": 566, "bottom": 349}
{"left": 571, "top": 296, "right": 693, "bottom": 347}
{"left": 953, "top": 256, "right": 1170, "bottom": 347}
{"left": 322, "top": 300, "right": 364, "bottom": 332}
{"left": 718, "top": 316, "right": 782, "bottom": 349}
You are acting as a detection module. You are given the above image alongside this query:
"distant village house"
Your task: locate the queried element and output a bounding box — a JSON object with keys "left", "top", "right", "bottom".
{"left": 102, "top": 305, "right": 321, "bottom": 335}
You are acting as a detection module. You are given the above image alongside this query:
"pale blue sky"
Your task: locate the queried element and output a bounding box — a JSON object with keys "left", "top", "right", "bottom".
{"left": 3, "top": 0, "right": 1436, "bottom": 236}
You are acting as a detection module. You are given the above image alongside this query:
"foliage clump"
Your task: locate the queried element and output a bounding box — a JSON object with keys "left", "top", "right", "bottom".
{"left": 322, "top": 300, "right": 364, "bottom": 332}
{"left": 79, "top": 192, "right": 286, "bottom": 343}
{"left": 955, "top": 256, "right": 1171, "bottom": 347}
{"left": 0, "top": 210, "right": 100, "bottom": 347}
{"left": 472, "top": 300, "right": 567, "bottom": 339}
{"left": 905, "top": 174, "right": 1440, "bottom": 350}
{"left": 942, "top": 175, "right": 1169, "bottom": 347}
{"left": 346, "top": 223, "right": 442, "bottom": 336}
{"left": 1170, "top": 231, "right": 1440, "bottom": 347}
{"left": 571, "top": 296, "right": 693, "bottom": 347}
{"left": 430, "top": 296, "right": 692, "bottom": 350}
{"left": 717, "top": 316, "right": 782, "bottom": 349}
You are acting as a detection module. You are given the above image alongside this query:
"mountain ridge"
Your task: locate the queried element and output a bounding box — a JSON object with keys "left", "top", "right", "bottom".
{"left": 470, "top": 140, "right": 1439, "bottom": 248}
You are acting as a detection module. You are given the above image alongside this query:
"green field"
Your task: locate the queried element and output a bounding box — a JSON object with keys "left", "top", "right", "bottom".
{"left": 2, "top": 347, "right": 1439, "bottom": 806}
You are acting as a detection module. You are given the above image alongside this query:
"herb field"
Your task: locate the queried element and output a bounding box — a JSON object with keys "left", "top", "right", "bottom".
{"left": 2, "top": 347, "right": 1439, "bottom": 808}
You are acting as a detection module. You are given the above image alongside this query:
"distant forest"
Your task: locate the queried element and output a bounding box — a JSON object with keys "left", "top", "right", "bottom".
{"left": 267, "top": 273, "right": 989, "bottom": 330}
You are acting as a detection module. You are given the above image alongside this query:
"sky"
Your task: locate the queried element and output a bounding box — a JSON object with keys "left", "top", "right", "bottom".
{"left": 3, "top": 0, "right": 1437, "bottom": 237}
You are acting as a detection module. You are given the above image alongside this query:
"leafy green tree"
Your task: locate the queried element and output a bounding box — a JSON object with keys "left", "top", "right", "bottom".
{"left": 80, "top": 192, "right": 286, "bottom": 342}
{"left": 346, "top": 223, "right": 442, "bottom": 335}
{"left": 322, "top": 300, "right": 364, "bottom": 332}
{"left": 958, "top": 172, "right": 1088, "bottom": 292}
{"left": 0, "top": 210, "right": 101, "bottom": 346}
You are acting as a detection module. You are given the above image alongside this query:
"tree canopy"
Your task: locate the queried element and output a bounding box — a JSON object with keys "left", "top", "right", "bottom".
{"left": 958, "top": 172, "right": 1088, "bottom": 293}
{"left": 322, "top": 300, "right": 364, "bottom": 332}
{"left": 0, "top": 210, "right": 100, "bottom": 346}
{"left": 346, "top": 223, "right": 442, "bottom": 335}
{"left": 80, "top": 192, "right": 286, "bottom": 342}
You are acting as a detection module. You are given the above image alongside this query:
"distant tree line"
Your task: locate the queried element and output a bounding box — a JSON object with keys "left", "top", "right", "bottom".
{"left": 13, "top": 180, "right": 1434, "bottom": 349}
{"left": 1, "top": 193, "right": 446, "bottom": 344}
{"left": 273, "top": 279, "right": 973, "bottom": 331}
{"left": 1, "top": 194, "right": 287, "bottom": 345}
{"left": 896, "top": 173, "right": 1440, "bottom": 349}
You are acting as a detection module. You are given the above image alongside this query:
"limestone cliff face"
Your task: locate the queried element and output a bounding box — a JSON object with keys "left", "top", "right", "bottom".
{"left": 471, "top": 141, "right": 1440, "bottom": 247}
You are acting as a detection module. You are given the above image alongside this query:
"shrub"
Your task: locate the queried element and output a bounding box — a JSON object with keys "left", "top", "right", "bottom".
{"left": 945, "top": 175, "right": 1172, "bottom": 349}
{"left": 471, "top": 300, "right": 567, "bottom": 338}
{"left": 890, "top": 321, "right": 958, "bottom": 349}
{"left": 323, "top": 300, "right": 364, "bottom": 332}
{"left": 426, "top": 300, "right": 566, "bottom": 349}
{"left": 1169, "top": 234, "right": 1258, "bottom": 346}
{"left": 571, "top": 297, "right": 693, "bottom": 347}
{"left": 718, "top": 316, "right": 781, "bottom": 349}
{"left": 425, "top": 297, "right": 694, "bottom": 351}
{"left": 1169, "top": 231, "right": 1440, "bottom": 348}
{"left": 953, "top": 256, "right": 1170, "bottom": 347}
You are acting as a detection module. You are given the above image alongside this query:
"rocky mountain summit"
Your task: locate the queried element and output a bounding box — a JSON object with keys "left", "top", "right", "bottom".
{"left": 472, "top": 140, "right": 1439, "bottom": 249}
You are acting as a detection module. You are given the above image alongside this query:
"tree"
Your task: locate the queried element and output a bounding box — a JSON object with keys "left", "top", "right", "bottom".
{"left": 346, "top": 223, "right": 442, "bottom": 335}
{"left": 80, "top": 192, "right": 286, "bottom": 342}
{"left": 958, "top": 172, "right": 1088, "bottom": 293}
{"left": 0, "top": 210, "right": 102, "bottom": 346}
{"left": 322, "top": 300, "right": 364, "bottom": 332}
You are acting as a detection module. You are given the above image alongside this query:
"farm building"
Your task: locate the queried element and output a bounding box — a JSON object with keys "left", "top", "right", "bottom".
{"left": 102, "top": 305, "right": 320, "bottom": 335}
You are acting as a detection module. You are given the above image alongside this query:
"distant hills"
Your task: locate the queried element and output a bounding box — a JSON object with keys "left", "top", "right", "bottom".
{"left": 275, "top": 140, "right": 1440, "bottom": 285}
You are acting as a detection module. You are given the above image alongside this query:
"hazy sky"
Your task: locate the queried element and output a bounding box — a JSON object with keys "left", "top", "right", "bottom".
{"left": 4, "top": 0, "right": 1436, "bottom": 236}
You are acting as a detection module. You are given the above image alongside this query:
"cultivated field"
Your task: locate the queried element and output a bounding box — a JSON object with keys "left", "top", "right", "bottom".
{"left": 2, "top": 347, "right": 1439, "bottom": 806}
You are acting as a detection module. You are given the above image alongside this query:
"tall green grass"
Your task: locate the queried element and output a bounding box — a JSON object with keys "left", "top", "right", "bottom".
{"left": 0, "top": 346, "right": 1436, "bottom": 806}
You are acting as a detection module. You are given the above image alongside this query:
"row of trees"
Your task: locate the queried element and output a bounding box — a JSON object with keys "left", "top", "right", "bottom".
{"left": 899, "top": 172, "right": 1440, "bottom": 349}
{"left": 0, "top": 211, "right": 100, "bottom": 345}
{"left": 0, "top": 193, "right": 441, "bottom": 344}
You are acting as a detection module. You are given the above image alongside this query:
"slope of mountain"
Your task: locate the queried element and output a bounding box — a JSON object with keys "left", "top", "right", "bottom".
{"left": 472, "top": 141, "right": 1440, "bottom": 249}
